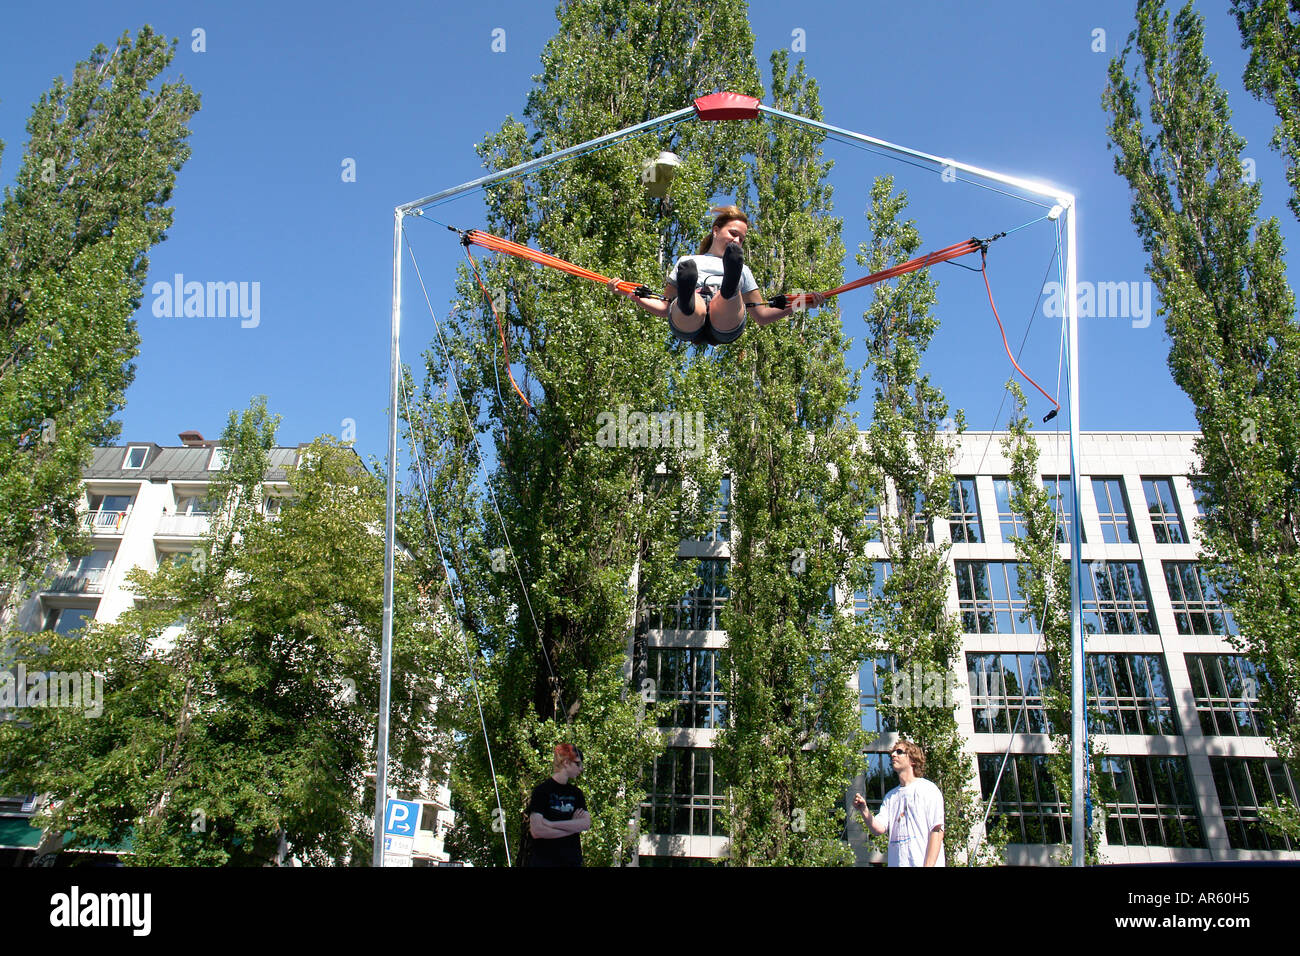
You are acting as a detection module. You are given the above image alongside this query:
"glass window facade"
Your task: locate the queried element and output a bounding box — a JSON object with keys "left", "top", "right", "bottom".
{"left": 177, "top": 494, "right": 219, "bottom": 515}
{"left": 1210, "top": 758, "right": 1298, "bottom": 851}
{"left": 1085, "top": 653, "right": 1178, "bottom": 735}
{"left": 1185, "top": 654, "right": 1268, "bottom": 737}
{"left": 992, "top": 479, "right": 1027, "bottom": 540}
{"left": 638, "top": 446, "right": 1288, "bottom": 863}
{"left": 965, "top": 652, "right": 1175, "bottom": 736}
{"left": 967, "top": 652, "right": 1053, "bottom": 734}
{"left": 978, "top": 753, "right": 1071, "bottom": 845}
{"left": 43, "top": 607, "right": 94, "bottom": 636}
{"left": 706, "top": 476, "right": 730, "bottom": 543}
{"left": 906, "top": 489, "right": 935, "bottom": 543}
{"left": 1099, "top": 756, "right": 1204, "bottom": 849}
{"left": 859, "top": 753, "right": 901, "bottom": 813}
{"left": 1082, "top": 561, "right": 1156, "bottom": 634}
{"left": 642, "top": 748, "right": 727, "bottom": 838}
{"left": 858, "top": 654, "right": 898, "bottom": 737}
{"left": 1163, "top": 562, "right": 1236, "bottom": 636}
{"left": 955, "top": 561, "right": 1033, "bottom": 634}
{"left": 1042, "top": 476, "right": 1084, "bottom": 544}
{"left": 648, "top": 558, "right": 729, "bottom": 631}
{"left": 853, "top": 560, "right": 892, "bottom": 619}
{"left": 647, "top": 647, "right": 727, "bottom": 729}
{"left": 949, "top": 478, "right": 982, "bottom": 543}
{"left": 1092, "top": 477, "right": 1136, "bottom": 543}
{"left": 864, "top": 501, "right": 880, "bottom": 536}
{"left": 1142, "top": 478, "right": 1186, "bottom": 543}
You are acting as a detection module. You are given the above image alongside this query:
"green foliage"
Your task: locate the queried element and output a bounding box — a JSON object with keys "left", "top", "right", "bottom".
{"left": 1233, "top": 0, "right": 1300, "bottom": 220}
{"left": 414, "top": 2, "right": 877, "bottom": 866}
{"left": 1104, "top": 0, "right": 1300, "bottom": 839}
{"left": 713, "top": 50, "right": 864, "bottom": 867}
{"left": 0, "top": 399, "right": 456, "bottom": 864}
{"left": 1260, "top": 795, "right": 1300, "bottom": 842}
{"left": 858, "top": 176, "right": 976, "bottom": 863}
{"left": 407, "top": 0, "right": 763, "bottom": 866}
{"left": 0, "top": 27, "right": 198, "bottom": 612}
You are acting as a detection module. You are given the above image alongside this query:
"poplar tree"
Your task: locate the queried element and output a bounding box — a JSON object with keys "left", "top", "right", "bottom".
{"left": 712, "top": 51, "right": 865, "bottom": 866}
{"left": 410, "top": 0, "right": 763, "bottom": 866}
{"left": 859, "top": 177, "right": 975, "bottom": 861}
{"left": 0, "top": 27, "right": 198, "bottom": 613}
{"left": 1232, "top": 0, "right": 1300, "bottom": 219}
{"left": 1104, "top": 1, "right": 1300, "bottom": 836}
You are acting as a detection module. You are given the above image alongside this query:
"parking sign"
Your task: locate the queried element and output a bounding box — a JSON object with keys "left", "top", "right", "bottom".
{"left": 385, "top": 798, "right": 422, "bottom": 838}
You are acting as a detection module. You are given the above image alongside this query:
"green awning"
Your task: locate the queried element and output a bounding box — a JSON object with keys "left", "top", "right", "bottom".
{"left": 64, "top": 828, "right": 134, "bottom": 854}
{"left": 0, "top": 816, "right": 42, "bottom": 849}
{"left": 0, "top": 817, "right": 133, "bottom": 853}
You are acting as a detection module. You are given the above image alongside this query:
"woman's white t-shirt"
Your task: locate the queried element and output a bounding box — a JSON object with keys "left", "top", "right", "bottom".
{"left": 668, "top": 254, "right": 758, "bottom": 301}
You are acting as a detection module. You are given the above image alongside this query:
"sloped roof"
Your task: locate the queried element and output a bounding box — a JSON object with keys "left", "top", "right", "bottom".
{"left": 84, "top": 444, "right": 354, "bottom": 481}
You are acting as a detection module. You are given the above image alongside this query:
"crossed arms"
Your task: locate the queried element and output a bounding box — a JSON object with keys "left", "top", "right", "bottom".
{"left": 529, "top": 809, "right": 592, "bottom": 840}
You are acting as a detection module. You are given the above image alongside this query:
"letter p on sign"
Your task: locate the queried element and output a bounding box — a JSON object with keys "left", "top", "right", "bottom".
{"left": 384, "top": 798, "right": 422, "bottom": 837}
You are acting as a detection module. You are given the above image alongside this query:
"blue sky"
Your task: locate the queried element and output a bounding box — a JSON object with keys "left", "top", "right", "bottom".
{"left": 1, "top": 0, "right": 1294, "bottom": 471}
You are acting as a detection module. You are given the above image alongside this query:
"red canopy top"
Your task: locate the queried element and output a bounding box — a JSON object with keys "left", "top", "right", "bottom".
{"left": 693, "top": 92, "right": 761, "bottom": 121}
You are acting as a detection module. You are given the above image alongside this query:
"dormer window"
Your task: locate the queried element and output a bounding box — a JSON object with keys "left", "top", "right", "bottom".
{"left": 208, "top": 448, "right": 228, "bottom": 471}
{"left": 123, "top": 446, "right": 149, "bottom": 469}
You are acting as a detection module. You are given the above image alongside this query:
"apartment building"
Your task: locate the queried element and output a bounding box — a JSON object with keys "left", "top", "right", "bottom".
{"left": 0, "top": 433, "right": 455, "bottom": 866}
{"left": 635, "top": 431, "right": 1300, "bottom": 865}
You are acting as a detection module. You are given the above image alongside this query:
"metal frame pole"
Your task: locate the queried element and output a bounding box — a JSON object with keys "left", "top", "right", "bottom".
{"left": 755, "top": 105, "right": 1066, "bottom": 204}
{"left": 375, "top": 208, "right": 404, "bottom": 866}
{"left": 1065, "top": 200, "right": 1086, "bottom": 867}
{"left": 398, "top": 106, "right": 696, "bottom": 214}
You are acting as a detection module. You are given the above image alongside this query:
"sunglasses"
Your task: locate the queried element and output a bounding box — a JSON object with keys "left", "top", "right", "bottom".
{"left": 891, "top": 748, "right": 907, "bottom": 756}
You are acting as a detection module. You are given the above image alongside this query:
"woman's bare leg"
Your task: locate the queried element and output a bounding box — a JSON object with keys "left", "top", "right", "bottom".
{"left": 670, "top": 295, "right": 708, "bottom": 334}
{"left": 707, "top": 291, "right": 745, "bottom": 332}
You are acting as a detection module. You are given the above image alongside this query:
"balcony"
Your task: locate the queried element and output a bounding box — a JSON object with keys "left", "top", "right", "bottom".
{"left": 155, "top": 513, "right": 211, "bottom": 538}
{"left": 48, "top": 568, "right": 108, "bottom": 594}
{"left": 80, "top": 510, "right": 129, "bottom": 534}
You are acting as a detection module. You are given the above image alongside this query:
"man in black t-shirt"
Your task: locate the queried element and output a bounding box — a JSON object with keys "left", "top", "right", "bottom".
{"left": 524, "top": 743, "right": 590, "bottom": 867}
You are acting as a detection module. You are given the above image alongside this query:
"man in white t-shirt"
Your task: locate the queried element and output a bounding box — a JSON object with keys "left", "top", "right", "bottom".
{"left": 853, "top": 739, "right": 946, "bottom": 867}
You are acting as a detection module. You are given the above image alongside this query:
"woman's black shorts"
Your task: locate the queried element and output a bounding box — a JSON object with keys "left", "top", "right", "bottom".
{"left": 668, "top": 299, "right": 747, "bottom": 346}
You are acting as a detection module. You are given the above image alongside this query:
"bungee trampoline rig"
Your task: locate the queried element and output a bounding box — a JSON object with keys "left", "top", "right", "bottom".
{"left": 375, "top": 92, "right": 1088, "bottom": 867}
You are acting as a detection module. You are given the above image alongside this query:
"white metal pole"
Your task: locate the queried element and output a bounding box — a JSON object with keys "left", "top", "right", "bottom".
{"left": 398, "top": 106, "right": 696, "bottom": 214}
{"left": 375, "top": 208, "right": 403, "bottom": 866}
{"left": 1065, "top": 198, "right": 1086, "bottom": 867}
{"left": 756, "top": 105, "right": 1065, "bottom": 205}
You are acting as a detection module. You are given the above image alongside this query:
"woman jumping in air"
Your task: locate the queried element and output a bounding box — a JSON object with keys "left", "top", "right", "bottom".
{"left": 607, "top": 205, "right": 824, "bottom": 345}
